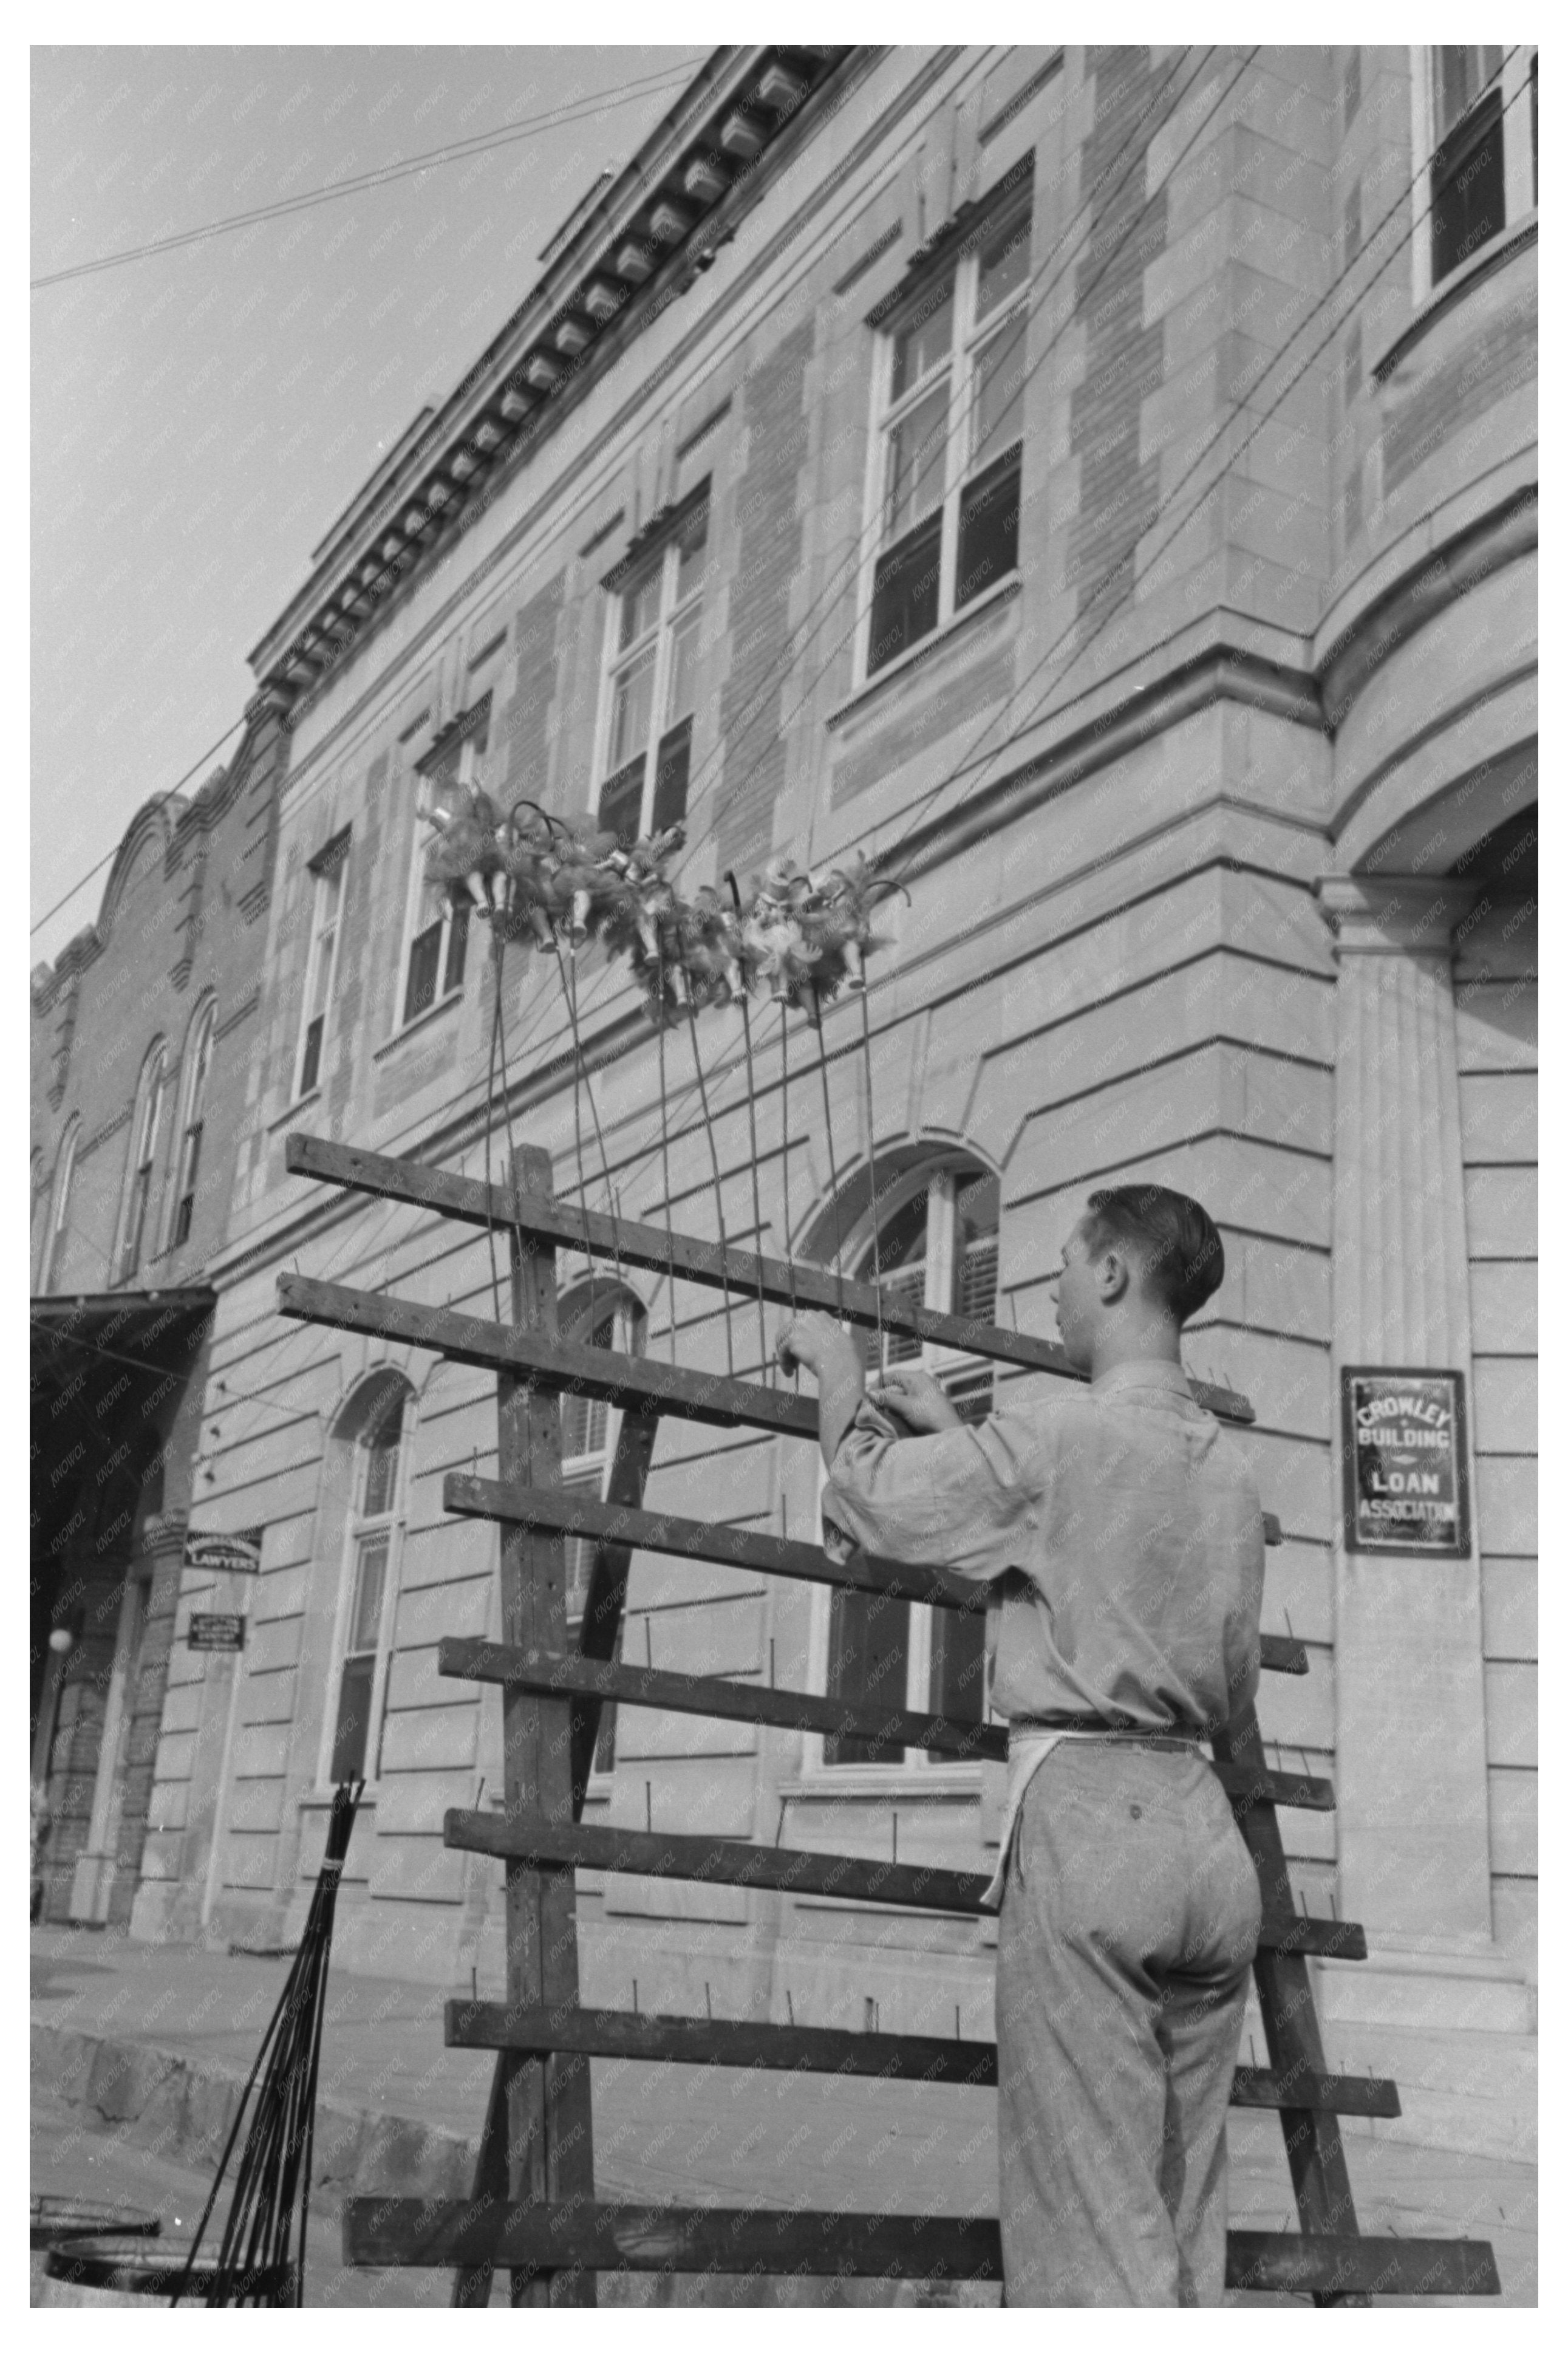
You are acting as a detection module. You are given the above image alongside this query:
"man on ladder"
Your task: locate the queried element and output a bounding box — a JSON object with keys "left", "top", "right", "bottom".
{"left": 780, "top": 1183, "right": 1265, "bottom": 2307}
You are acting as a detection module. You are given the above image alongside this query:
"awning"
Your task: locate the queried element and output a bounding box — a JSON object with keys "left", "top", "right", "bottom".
{"left": 30, "top": 1286, "right": 216, "bottom": 1426}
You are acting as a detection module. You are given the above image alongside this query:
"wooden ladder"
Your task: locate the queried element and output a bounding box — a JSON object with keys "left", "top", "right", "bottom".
{"left": 281, "top": 1132, "right": 1501, "bottom": 2306}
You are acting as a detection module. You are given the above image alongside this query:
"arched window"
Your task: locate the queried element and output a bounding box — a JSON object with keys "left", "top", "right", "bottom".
{"left": 327, "top": 1374, "right": 413, "bottom": 1784}
{"left": 39, "top": 1118, "right": 80, "bottom": 1293}
{"left": 166, "top": 998, "right": 217, "bottom": 1251}
{"left": 560, "top": 1282, "right": 647, "bottom": 1775}
{"left": 116, "top": 1043, "right": 169, "bottom": 1283}
{"left": 822, "top": 1153, "right": 1000, "bottom": 1766}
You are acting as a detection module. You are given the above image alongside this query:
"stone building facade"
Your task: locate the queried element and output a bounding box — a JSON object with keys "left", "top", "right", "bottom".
{"left": 134, "top": 46, "right": 1533, "bottom": 2154}
{"left": 30, "top": 696, "right": 287, "bottom": 1925}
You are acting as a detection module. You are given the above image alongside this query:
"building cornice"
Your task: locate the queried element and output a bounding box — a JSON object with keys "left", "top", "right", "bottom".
{"left": 249, "top": 47, "right": 857, "bottom": 717}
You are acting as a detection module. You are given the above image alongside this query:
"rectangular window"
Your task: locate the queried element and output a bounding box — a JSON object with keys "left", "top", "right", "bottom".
{"left": 596, "top": 501, "right": 707, "bottom": 844}
{"left": 402, "top": 706, "right": 487, "bottom": 1026}
{"left": 296, "top": 836, "right": 349, "bottom": 1098}
{"left": 866, "top": 199, "right": 1031, "bottom": 677}
{"left": 1427, "top": 46, "right": 1535, "bottom": 287}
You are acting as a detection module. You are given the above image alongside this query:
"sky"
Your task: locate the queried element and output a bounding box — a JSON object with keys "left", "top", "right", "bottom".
{"left": 30, "top": 44, "right": 710, "bottom": 968}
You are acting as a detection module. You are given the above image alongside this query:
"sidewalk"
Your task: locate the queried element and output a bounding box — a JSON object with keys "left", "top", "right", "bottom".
{"left": 30, "top": 1926, "right": 1537, "bottom": 2304}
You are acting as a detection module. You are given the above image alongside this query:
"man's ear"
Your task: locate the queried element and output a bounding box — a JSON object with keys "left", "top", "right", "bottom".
{"left": 1094, "top": 1248, "right": 1131, "bottom": 1305}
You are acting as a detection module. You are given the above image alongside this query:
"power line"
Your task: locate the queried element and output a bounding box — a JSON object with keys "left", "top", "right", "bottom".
{"left": 30, "top": 61, "right": 704, "bottom": 290}
{"left": 31, "top": 716, "right": 249, "bottom": 939}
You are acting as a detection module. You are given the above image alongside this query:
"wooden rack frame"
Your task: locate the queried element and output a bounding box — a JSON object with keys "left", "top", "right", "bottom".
{"left": 281, "top": 1133, "right": 1500, "bottom": 2306}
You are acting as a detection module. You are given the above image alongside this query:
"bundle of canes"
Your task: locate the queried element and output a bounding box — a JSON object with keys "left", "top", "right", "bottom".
{"left": 173, "top": 1778, "right": 365, "bottom": 2307}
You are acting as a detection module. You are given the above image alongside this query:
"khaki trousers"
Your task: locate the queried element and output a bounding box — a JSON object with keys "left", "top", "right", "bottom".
{"left": 995, "top": 1739, "right": 1262, "bottom": 2306}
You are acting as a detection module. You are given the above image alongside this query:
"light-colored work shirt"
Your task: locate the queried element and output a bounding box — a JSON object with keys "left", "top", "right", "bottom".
{"left": 822, "top": 1358, "right": 1266, "bottom": 1906}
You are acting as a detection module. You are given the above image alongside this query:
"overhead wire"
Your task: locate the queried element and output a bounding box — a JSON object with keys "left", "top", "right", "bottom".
{"left": 30, "top": 60, "right": 706, "bottom": 290}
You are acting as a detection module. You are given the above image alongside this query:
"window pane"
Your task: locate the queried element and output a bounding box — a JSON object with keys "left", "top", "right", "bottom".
{"left": 956, "top": 449, "right": 1021, "bottom": 609}
{"left": 561, "top": 1466, "right": 605, "bottom": 1621}
{"left": 598, "top": 754, "right": 646, "bottom": 849}
{"left": 1433, "top": 46, "right": 1505, "bottom": 140}
{"left": 977, "top": 214, "right": 1031, "bottom": 318}
{"left": 884, "top": 381, "right": 950, "bottom": 541}
{"left": 930, "top": 1603, "right": 987, "bottom": 1726}
{"left": 1431, "top": 89, "right": 1505, "bottom": 282}
{"left": 404, "top": 922, "right": 441, "bottom": 1023}
{"left": 310, "top": 920, "right": 337, "bottom": 1019}
{"left": 362, "top": 1402, "right": 404, "bottom": 1515}
{"left": 972, "top": 312, "right": 1027, "bottom": 470}
{"left": 443, "top": 901, "right": 469, "bottom": 995}
{"left": 675, "top": 506, "right": 709, "bottom": 603}
{"left": 608, "top": 648, "right": 657, "bottom": 771}
{"left": 300, "top": 1014, "right": 325, "bottom": 1096}
{"left": 868, "top": 513, "right": 942, "bottom": 674}
{"left": 619, "top": 565, "right": 663, "bottom": 651}
{"left": 666, "top": 607, "right": 702, "bottom": 725}
{"left": 350, "top": 1532, "right": 390, "bottom": 1654}
{"left": 651, "top": 717, "right": 692, "bottom": 835}
{"left": 330, "top": 1652, "right": 375, "bottom": 1783}
{"left": 891, "top": 280, "right": 953, "bottom": 399}
{"left": 824, "top": 1588, "right": 908, "bottom": 1765}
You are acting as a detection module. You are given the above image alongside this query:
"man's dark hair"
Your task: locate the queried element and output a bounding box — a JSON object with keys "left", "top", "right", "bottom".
{"left": 1080, "top": 1184, "right": 1224, "bottom": 1325}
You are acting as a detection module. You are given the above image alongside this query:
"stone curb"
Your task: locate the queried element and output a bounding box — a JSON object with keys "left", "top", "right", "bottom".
{"left": 30, "top": 2018, "right": 478, "bottom": 2203}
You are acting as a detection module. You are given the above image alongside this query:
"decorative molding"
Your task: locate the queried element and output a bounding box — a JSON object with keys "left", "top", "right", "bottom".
{"left": 978, "top": 50, "right": 1062, "bottom": 145}
{"left": 832, "top": 219, "right": 901, "bottom": 297}
{"left": 1315, "top": 875, "right": 1479, "bottom": 958}
{"left": 866, "top": 147, "right": 1033, "bottom": 325}
{"left": 77, "top": 1107, "right": 133, "bottom": 1163}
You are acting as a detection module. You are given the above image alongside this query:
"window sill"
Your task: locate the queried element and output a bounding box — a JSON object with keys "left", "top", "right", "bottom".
{"left": 1373, "top": 213, "right": 1538, "bottom": 382}
{"left": 827, "top": 575, "right": 1021, "bottom": 732}
{"left": 270, "top": 1088, "right": 321, "bottom": 1135}
{"left": 373, "top": 989, "right": 464, "bottom": 1060}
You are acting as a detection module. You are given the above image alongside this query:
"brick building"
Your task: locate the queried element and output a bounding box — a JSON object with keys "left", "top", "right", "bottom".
{"left": 30, "top": 695, "right": 287, "bottom": 1924}
{"left": 138, "top": 47, "right": 1533, "bottom": 2154}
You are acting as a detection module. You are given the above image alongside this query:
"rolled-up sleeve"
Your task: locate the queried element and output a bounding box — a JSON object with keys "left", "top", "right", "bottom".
{"left": 822, "top": 1396, "right": 1043, "bottom": 1582}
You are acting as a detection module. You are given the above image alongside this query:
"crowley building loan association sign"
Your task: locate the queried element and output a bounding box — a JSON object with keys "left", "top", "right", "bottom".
{"left": 1341, "top": 1368, "right": 1471, "bottom": 1556}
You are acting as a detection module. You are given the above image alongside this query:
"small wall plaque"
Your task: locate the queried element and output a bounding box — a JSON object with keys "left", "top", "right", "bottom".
{"left": 1341, "top": 1368, "right": 1470, "bottom": 1556}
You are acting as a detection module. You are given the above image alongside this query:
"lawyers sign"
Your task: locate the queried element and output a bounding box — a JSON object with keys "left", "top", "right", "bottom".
{"left": 183, "top": 1528, "right": 263, "bottom": 1576}
{"left": 1342, "top": 1369, "right": 1470, "bottom": 1556}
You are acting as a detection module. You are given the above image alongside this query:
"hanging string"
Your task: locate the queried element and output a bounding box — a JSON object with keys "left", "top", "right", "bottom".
{"left": 811, "top": 988, "right": 847, "bottom": 1321}
{"left": 655, "top": 937, "right": 677, "bottom": 1365}
{"left": 683, "top": 982, "right": 735, "bottom": 1379}
{"left": 727, "top": 871, "right": 770, "bottom": 1383}
{"left": 482, "top": 934, "right": 505, "bottom": 1325}
{"left": 857, "top": 979, "right": 884, "bottom": 1378}
{"left": 777, "top": 1001, "right": 799, "bottom": 1389}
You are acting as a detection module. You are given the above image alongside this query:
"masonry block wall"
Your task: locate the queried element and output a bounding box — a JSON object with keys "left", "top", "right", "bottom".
{"left": 143, "top": 46, "right": 1533, "bottom": 2071}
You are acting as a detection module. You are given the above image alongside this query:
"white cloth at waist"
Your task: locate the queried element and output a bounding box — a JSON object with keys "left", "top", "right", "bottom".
{"left": 980, "top": 1725, "right": 1203, "bottom": 1911}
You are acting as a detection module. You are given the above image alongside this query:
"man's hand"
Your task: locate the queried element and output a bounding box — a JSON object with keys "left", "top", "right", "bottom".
{"left": 777, "top": 1310, "right": 858, "bottom": 1382}
{"left": 777, "top": 1312, "right": 866, "bottom": 1470}
{"left": 868, "top": 1365, "right": 962, "bottom": 1433}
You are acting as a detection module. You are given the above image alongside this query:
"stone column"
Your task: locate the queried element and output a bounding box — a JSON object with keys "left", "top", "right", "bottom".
{"left": 1317, "top": 876, "right": 1492, "bottom": 1948}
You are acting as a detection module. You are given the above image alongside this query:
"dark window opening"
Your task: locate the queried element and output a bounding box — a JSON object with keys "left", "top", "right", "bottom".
{"left": 172, "top": 1123, "right": 203, "bottom": 1248}
{"left": 823, "top": 1589, "right": 910, "bottom": 1766}
{"left": 650, "top": 714, "right": 693, "bottom": 835}
{"left": 1431, "top": 88, "right": 1505, "bottom": 283}
{"left": 598, "top": 754, "right": 646, "bottom": 847}
{"left": 300, "top": 1016, "right": 326, "bottom": 1095}
{"left": 868, "top": 514, "right": 942, "bottom": 675}
{"left": 403, "top": 923, "right": 443, "bottom": 1023}
{"left": 955, "top": 446, "right": 1021, "bottom": 610}
{"left": 330, "top": 1653, "right": 374, "bottom": 1782}
{"left": 444, "top": 900, "right": 469, "bottom": 994}
{"left": 930, "top": 1605, "right": 987, "bottom": 1729}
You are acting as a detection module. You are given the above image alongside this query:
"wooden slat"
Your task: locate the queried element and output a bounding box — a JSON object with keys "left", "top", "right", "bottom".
{"left": 444, "top": 1809, "right": 1365, "bottom": 1954}
{"left": 1225, "top": 2231, "right": 1501, "bottom": 2297}
{"left": 445, "top": 2002, "right": 1399, "bottom": 2115}
{"left": 343, "top": 2201, "right": 1498, "bottom": 2293}
{"left": 441, "top": 1638, "right": 1002, "bottom": 1763}
{"left": 439, "top": 1636, "right": 1334, "bottom": 1806}
{"left": 1260, "top": 1633, "right": 1307, "bottom": 1673}
{"left": 285, "top": 1132, "right": 1257, "bottom": 1424}
{"left": 345, "top": 2196, "right": 1001, "bottom": 2280}
{"left": 278, "top": 1272, "right": 816, "bottom": 1435}
{"left": 445, "top": 1474, "right": 989, "bottom": 1614}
